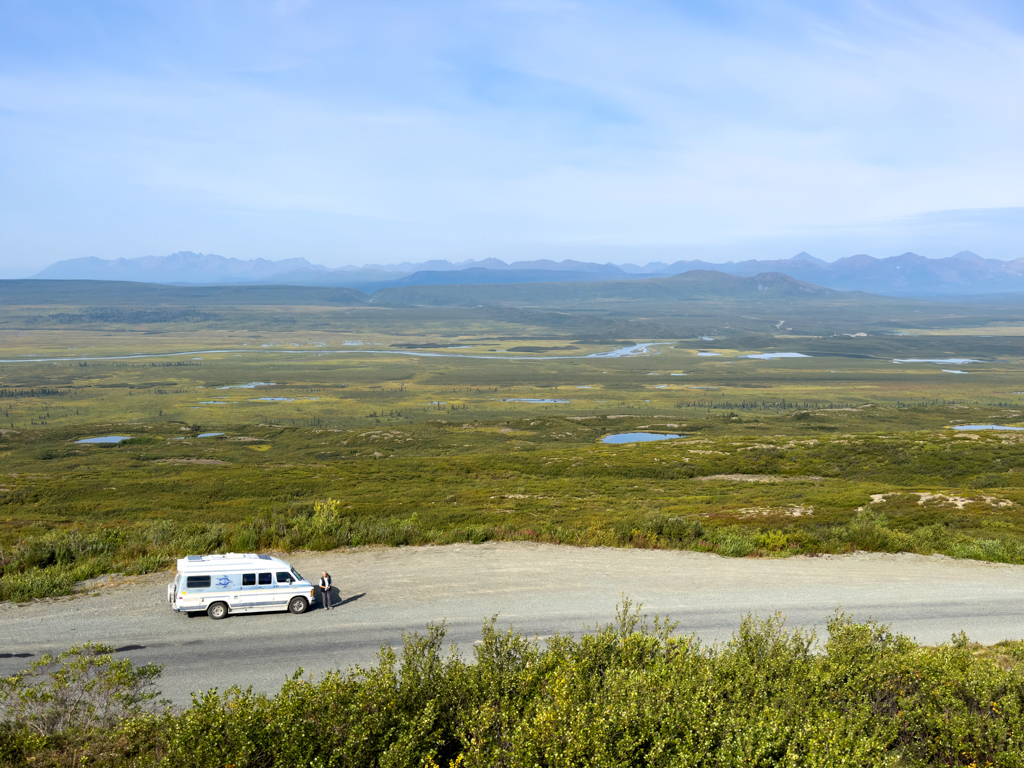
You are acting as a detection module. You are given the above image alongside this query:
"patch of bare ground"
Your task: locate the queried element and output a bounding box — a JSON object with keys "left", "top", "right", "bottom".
{"left": 861, "top": 492, "right": 1015, "bottom": 510}
{"left": 734, "top": 505, "right": 814, "bottom": 518}
{"left": 695, "top": 474, "right": 823, "bottom": 482}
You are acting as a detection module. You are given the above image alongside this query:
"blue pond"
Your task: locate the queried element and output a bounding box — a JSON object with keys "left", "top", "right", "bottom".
{"left": 500, "top": 398, "right": 570, "bottom": 404}
{"left": 75, "top": 435, "right": 130, "bottom": 444}
{"left": 951, "top": 424, "right": 1024, "bottom": 431}
{"left": 602, "top": 432, "right": 683, "bottom": 444}
{"left": 216, "top": 382, "right": 275, "bottom": 389}
{"left": 739, "top": 353, "right": 810, "bottom": 360}
{"left": 198, "top": 432, "right": 225, "bottom": 438}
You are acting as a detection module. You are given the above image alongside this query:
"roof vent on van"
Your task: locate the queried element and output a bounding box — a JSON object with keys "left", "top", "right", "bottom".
{"left": 257, "top": 554, "right": 272, "bottom": 560}
{"left": 187, "top": 555, "right": 203, "bottom": 561}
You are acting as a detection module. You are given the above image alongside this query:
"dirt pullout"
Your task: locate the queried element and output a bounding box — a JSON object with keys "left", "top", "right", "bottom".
{"left": 1, "top": 543, "right": 1022, "bottom": 706}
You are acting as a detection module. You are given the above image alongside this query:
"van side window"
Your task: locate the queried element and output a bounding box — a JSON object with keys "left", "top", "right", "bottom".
{"left": 242, "top": 574, "right": 256, "bottom": 586}
{"left": 258, "top": 573, "right": 272, "bottom": 585}
{"left": 186, "top": 575, "right": 211, "bottom": 589}
{"left": 276, "top": 571, "right": 293, "bottom": 584}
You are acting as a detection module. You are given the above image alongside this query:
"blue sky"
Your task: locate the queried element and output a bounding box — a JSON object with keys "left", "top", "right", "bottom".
{"left": 1, "top": 0, "right": 1021, "bottom": 275}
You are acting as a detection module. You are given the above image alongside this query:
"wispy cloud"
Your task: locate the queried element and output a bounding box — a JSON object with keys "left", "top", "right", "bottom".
{"left": 0, "top": 0, "right": 1021, "bottom": 273}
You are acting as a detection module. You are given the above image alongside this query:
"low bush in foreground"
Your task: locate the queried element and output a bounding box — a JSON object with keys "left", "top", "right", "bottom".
{"left": 3, "top": 606, "right": 1023, "bottom": 767}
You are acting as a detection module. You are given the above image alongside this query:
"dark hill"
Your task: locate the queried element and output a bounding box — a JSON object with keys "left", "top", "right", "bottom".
{"left": 0, "top": 280, "right": 369, "bottom": 306}
{"left": 654, "top": 252, "right": 1024, "bottom": 296}
{"left": 358, "top": 267, "right": 624, "bottom": 293}
{"left": 370, "top": 270, "right": 837, "bottom": 307}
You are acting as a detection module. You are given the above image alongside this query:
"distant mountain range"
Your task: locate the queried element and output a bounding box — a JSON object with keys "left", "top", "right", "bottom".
{"left": 32, "top": 250, "right": 1023, "bottom": 297}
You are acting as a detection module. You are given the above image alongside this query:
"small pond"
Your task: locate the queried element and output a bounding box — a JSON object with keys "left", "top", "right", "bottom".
{"left": 217, "top": 382, "right": 275, "bottom": 389}
{"left": 602, "top": 432, "right": 684, "bottom": 444}
{"left": 198, "top": 432, "right": 225, "bottom": 438}
{"left": 250, "top": 397, "right": 295, "bottom": 402}
{"left": 951, "top": 425, "right": 1024, "bottom": 431}
{"left": 695, "top": 352, "right": 721, "bottom": 356}
{"left": 739, "top": 353, "right": 810, "bottom": 360}
{"left": 75, "top": 435, "right": 130, "bottom": 444}
{"left": 500, "top": 398, "right": 570, "bottom": 404}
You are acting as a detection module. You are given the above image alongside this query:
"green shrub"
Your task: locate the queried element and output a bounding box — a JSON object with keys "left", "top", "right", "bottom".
{"left": 0, "top": 643, "right": 166, "bottom": 737}
{"left": 715, "top": 527, "right": 756, "bottom": 557}
{"left": 4, "top": 610, "right": 1023, "bottom": 766}
{"left": 0, "top": 567, "right": 76, "bottom": 603}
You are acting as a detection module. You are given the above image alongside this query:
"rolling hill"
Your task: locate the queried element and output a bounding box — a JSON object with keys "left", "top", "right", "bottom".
{"left": 370, "top": 271, "right": 838, "bottom": 307}
{"left": 0, "top": 280, "right": 369, "bottom": 306}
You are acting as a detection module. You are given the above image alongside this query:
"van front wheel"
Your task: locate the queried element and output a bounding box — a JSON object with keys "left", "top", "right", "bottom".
{"left": 288, "top": 597, "right": 309, "bottom": 615}
{"left": 208, "top": 602, "right": 229, "bottom": 620}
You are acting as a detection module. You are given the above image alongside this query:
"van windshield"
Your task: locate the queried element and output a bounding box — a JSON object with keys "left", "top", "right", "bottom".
{"left": 291, "top": 568, "right": 303, "bottom": 582}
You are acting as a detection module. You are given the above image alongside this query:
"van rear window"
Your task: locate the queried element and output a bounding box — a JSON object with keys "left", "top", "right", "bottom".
{"left": 186, "top": 575, "right": 211, "bottom": 589}
{"left": 258, "top": 573, "right": 272, "bottom": 585}
{"left": 242, "top": 574, "right": 255, "bottom": 586}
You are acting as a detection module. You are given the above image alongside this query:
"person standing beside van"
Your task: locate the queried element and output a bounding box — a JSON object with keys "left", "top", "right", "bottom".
{"left": 319, "top": 571, "right": 333, "bottom": 610}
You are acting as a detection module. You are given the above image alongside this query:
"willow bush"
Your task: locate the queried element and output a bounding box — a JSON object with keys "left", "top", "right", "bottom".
{"left": 3, "top": 607, "right": 1023, "bottom": 767}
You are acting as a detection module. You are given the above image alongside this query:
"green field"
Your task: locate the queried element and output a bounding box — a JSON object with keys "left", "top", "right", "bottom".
{"left": 1, "top": 278, "right": 1022, "bottom": 601}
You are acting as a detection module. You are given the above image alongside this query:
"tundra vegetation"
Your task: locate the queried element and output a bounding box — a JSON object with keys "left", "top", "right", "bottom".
{"left": 0, "top": 280, "right": 1021, "bottom": 602}
{"left": 2, "top": 605, "right": 1023, "bottom": 767}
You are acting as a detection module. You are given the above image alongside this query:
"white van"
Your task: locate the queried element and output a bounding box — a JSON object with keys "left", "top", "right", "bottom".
{"left": 167, "top": 553, "right": 315, "bottom": 619}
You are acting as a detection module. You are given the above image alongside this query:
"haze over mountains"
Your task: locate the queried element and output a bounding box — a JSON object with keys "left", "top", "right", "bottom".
{"left": 33, "top": 250, "right": 1024, "bottom": 297}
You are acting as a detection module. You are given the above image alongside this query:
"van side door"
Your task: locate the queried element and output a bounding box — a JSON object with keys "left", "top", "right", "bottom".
{"left": 233, "top": 572, "right": 258, "bottom": 611}
{"left": 258, "top": 572, "right": 283, "bottom": 609}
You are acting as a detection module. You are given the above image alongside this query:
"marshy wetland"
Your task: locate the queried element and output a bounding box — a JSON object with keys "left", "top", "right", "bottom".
{"left": 0, "top": 280, "right": 1022, "bottom": 601}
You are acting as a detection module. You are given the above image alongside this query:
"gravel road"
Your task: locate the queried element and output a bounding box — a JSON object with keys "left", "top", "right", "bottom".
{"left": 3, "top": 543, "right": 1022, "bottom": 704}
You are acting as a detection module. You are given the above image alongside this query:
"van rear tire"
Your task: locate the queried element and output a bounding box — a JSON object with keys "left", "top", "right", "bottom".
{"left": 208, "top": 602, "right": 229, "bottom": 620}
{"left": 288, "top": 596, "right": 309, "bottom": 614}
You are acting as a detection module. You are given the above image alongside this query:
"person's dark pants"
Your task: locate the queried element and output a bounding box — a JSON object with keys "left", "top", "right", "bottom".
{"left": 321, "top": 588, "right": 332, "bottom": 610}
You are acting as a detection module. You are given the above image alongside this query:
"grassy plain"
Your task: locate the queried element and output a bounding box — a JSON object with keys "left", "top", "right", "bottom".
{"left": 0, "top": 282, "right": 1022, "bottom": 601}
